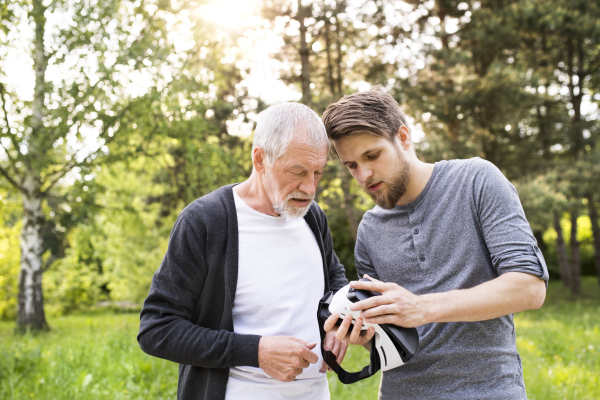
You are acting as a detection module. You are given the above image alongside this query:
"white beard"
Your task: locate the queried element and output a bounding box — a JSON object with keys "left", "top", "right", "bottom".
{"left": 273, "top": 190, "right": 314, "bottom": 218}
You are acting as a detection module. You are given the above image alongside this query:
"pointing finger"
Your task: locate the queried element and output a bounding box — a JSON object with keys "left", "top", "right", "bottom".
{"left": 350, "top": 278, "right": 388, "bottom": 293}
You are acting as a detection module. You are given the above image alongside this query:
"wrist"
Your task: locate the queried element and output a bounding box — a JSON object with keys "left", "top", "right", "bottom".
{"left": 419, "top": 292, "right": 442, "bottom": 325}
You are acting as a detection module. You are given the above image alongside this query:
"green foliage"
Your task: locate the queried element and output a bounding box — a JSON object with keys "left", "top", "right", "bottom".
{"left": 544, "top": 215, "right": 598, "bottom": 278}
{"left": 0, "top": 314, "right": 178, "bottom": 399}
{"left": 514, "top": 175, "right": 566, "bottom": 233}
{"left": 1, "top": 278, "right": 598, "bottom": 399}
{"left": 42, "top": 157, "right": 172, "bottom": 315}
{"left": 0, "top": 187, "right": 21, "bottom": 320}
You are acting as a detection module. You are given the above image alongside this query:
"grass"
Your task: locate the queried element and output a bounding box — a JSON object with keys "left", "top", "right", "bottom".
{"left": 1, "top": 277, "right": 599, "bottom": 399}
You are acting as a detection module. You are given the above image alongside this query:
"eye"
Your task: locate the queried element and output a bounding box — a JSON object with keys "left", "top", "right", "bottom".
{"left": 367, "top": 152, "right": 379, "bottom": 160}
{"left": 347, "top": 163, "right": 357, "bottom": 170}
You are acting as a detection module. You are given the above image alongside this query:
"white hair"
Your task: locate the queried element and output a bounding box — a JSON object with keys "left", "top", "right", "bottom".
{"left": 253, "top": 103, "right": 328, "bottom": 163}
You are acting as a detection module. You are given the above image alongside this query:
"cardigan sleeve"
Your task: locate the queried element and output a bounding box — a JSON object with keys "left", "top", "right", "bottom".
{"left": 137, "top": 211, "right": 261, "bottom": 369}
{"left": 316, "top": 206, "right": 349, "bottom": 292}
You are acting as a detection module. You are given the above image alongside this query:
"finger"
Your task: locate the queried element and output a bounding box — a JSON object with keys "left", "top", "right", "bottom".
{"left": 288, "top": 336, "right": 311, "bottom": 346}
{"left": 324, "top": 313, "right": 340, "bottom": 332}
{"left": 324, "top": 331, "right": 336, "bottom": 351}
{"left": 331, "top": 336, "right": 341, "bottom": 356}
{"left": 349, "top": 317, "right": 365, "bottom": 344}
{"left": 301, "top": 346, "right": 319, "bottom": 364}
{"left": 360, "top": 304, "right": 396, "bottom": 319}
{"left": 306, "top": 342, "right": 316, "bottom": 350}
{"left": 336, "top": 340, "right": 348, "bottom": 364}
{"left": 364, "top": 327, "right": 376, "bottom": 342}
{"left": 320, "top": 361, "right": 327, "bottom": 373}
{"left": 335, "top": 314, "right": 353, "bottom": 341}
{"left": 364, "top": 315, "right": 402, "bottom": 326}
{"left": 349, "top": 295, "right": 391, "bottom": 312}
{"left": 350, "top": 276, "right": 386, "bottom": 291}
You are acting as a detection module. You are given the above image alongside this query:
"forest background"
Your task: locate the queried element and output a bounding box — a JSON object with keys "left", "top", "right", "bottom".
{"left": 0, "top": 0, "right": 599, "bottom": 397}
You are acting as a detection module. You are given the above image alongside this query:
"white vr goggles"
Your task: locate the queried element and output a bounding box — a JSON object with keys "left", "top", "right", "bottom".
{"left": 318, "top": 279, "right": 420, "bottom": 384}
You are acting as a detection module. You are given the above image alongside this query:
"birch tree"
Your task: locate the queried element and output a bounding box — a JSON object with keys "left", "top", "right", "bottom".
{"left": 0, "top": 0, "right": 175, "bottom": 331}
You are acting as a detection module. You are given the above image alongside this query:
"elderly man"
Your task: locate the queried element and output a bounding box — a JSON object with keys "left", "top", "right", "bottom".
{"left": 321, "top": 88, "right": 548, "bottom": 400}
{"left": 138, "top": 103, "right": 348, "bottom": 400}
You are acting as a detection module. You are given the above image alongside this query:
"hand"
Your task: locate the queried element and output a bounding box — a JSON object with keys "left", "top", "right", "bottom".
{"left": 349, "top": 274, "right": 427, "bottom": 328}
{"left": 323, "top": 312, "right": 375, "bottom": 348}
{"left": 258, "top": 336, "right": 319, "bottom": 382}
{"left": 320, "top": 331, "right": 348, "bottom": 372}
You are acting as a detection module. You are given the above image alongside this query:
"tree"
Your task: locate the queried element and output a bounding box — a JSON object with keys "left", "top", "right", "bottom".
{"left": 0, "top": 0, "right": 177, "bottom": 330}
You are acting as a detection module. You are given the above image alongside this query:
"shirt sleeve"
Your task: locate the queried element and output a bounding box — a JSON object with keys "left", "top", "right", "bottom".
{"left": 470, "top": 158, "right": 549, "bottom": 284}
{"left": 137, "top": 212, "right": 261, "bottom": 369}
{"left": 355, "top": 222, "right": 380, "bottom": 281}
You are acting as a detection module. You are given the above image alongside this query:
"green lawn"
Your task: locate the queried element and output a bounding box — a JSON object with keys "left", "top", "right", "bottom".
{"left": 1, "top": 277, "right": 599, "bottom": 399}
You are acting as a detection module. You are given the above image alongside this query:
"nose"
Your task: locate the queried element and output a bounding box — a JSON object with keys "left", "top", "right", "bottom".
{"left": 298, "top": 173, "right": 318, "bottom": 196}
{"left": 355, "top": 165, "right": 372, "bottom": 185}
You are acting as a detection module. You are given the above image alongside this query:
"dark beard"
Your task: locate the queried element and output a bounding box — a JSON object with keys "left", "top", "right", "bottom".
{"left": 366, "top": 150, "right": 411, "bottom": 209}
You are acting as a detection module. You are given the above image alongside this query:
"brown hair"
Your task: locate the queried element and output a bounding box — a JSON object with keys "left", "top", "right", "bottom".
{"left": 322, "top": 86, "right": 410, "bottom": 147}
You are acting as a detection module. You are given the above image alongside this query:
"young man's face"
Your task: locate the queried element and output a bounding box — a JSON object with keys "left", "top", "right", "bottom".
{"left": 333, "top": 133, "right": 411, "bottom": 209}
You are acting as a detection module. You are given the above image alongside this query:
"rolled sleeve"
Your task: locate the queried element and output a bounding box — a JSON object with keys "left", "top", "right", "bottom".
{"left": 471, "top": 159, "right": 549, "bottom": 284}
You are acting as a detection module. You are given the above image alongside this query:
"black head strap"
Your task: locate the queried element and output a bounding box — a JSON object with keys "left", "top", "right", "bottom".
{"left": 317, "top": 291, "right": 380, "bottom": 384}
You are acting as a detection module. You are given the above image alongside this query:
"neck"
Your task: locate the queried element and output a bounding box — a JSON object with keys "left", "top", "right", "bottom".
{"left": 235, "top": 171, "right": 280, "bottom": 217}
{"left": 396, "top": 156, "right": 435, "bottom": 206}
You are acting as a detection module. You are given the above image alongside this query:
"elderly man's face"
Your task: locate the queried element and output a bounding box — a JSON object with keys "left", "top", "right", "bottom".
{"left": 263, "top": 139, "right": 328, "bottom": 218}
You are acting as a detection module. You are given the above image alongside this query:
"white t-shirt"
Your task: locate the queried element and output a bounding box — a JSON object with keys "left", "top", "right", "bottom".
{"left": 224, "top": 188, "right": 329, "bottom": 400}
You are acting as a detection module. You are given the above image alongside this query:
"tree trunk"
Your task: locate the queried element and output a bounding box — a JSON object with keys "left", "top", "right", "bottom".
{"left": 335, "top": 16, "right": 343, "bottom": 97}
{"left": 16, "top": 0, "right": 49, "bottom": 331}
{"left": 337, "top": 165, "right": 359, "bottom": 241}
{"left": 569, "top": 209, "right": 581, "bottom": 295}
{"left": 554, "top": 213, "right": 570, "bottom": 288}
{"left": 533, "top": 230, "right": 547, "bottom": 257}
{"left": 298, "top": 7, "right": 311, "bottom": 107}
{"left": 323, "top": 12, "right": 337, "bottom": 99}
{"left": 17, "top": 174, "right": 48, "bottom": 331}
{"left": 587, "top": 194, "right": 600, "bottom": 285}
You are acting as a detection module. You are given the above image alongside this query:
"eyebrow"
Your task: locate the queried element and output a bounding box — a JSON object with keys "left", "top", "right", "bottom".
{"left": 289, "top": 163, "right": 328, "bottom": 170}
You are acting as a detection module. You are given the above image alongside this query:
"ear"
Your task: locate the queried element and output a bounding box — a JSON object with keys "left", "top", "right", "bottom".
{"left": 395, "top": 126, "right": 412, "bottom": 150}
{"left": 253, "top": 147, "right": 268, "bottom": 174}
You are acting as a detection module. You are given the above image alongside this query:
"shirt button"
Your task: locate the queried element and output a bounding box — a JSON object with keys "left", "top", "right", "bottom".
{"left": 231, "top": 302, "right": 235, "bottom": 308}
{"left": 419, "top": 255, "right": 425, "bottom": 262}
{"left": 409, "top": 207, "right": 414, "bottom": 213}
{"left": 414, "top": 228, "right": 419, "bottom": 234}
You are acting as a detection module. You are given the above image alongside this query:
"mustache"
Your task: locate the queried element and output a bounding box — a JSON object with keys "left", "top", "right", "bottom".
{"left": 365, "top": 177, "right": 387, "bottom": 187}
{"left": 285, "top": 190, "right": 314, "bottom": 200}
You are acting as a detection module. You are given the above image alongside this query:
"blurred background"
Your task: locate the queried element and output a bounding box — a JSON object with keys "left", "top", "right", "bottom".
{"left": 0, "top": 0, "right": 599, "bottom": 399}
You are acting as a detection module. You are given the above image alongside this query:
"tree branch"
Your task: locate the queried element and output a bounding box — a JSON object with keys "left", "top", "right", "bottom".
{"left": 42, "top": 100, "right": 136, "bottom": 193}
{"left": 0, "top": 84, "right": 22, "bottom": 175}
{"left": 0, "top": 163, "right": 21, "bottom": 190}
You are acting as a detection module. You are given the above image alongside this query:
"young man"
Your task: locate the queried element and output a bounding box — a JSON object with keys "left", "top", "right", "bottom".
{"left": 138, "top": 103, "right": 348, "bottom": 400}
{"left": 321, "top": 88, "right": 548, "bottom": 400}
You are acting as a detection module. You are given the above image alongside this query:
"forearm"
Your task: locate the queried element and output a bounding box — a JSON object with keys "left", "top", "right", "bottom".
{"left": 420, "top": 272, "right": 546, "bottom": 324}
{"left": 138, "top": 308, "right": 261, "bottom": 368}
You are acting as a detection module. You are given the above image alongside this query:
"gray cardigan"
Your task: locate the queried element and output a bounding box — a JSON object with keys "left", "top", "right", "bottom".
{"left": 138, "top": 184, "right": 348, "bottom": 400}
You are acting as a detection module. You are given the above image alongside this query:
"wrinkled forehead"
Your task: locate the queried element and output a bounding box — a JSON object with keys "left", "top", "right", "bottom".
{"left": 277, "top": 136, "right": 329, "bottom": 168}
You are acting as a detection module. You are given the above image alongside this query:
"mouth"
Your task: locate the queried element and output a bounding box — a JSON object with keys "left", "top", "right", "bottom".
{"left": 367, "top": 181, "right": 383, "bottom": 192}
{"left": 290, "top": 198, "right": 311, "bottom": 206}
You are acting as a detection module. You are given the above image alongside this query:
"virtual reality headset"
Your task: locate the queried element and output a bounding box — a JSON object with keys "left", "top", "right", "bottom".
{"left": 318, "top": 279, "right": 420, "bottom": 384}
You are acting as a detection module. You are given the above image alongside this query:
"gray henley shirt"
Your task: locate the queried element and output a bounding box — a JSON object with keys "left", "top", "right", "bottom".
{"left": 355, "top": 157, "right": 548, "bottom": 400}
